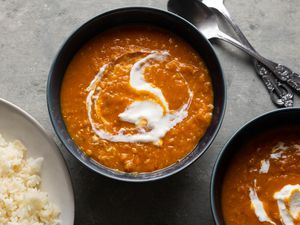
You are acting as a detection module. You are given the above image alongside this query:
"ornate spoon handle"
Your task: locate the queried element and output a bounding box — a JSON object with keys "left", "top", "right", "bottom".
{"left": 255, "top": 62, "right": 293, "bottom": 107}
{"left": 273, "top": 64, "right": 300, "bottom": 91}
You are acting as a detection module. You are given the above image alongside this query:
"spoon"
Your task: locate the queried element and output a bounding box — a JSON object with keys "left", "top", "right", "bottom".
{"left": 167, "top": 0, "right": 299, "bottom": 106}
{"left": 201, "top": 0, "right": 293, "bottom": 107}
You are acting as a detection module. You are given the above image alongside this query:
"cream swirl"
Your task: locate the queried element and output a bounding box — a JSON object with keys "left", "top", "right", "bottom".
{"left": 86, "top": 51, "right": 193, "bottom": 144}
{"left": 249, "top": 180, "right": 275, "bottom": 224}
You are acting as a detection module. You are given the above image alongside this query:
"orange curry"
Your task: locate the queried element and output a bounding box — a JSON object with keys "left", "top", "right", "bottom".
{"left": 61, "top": 25, "right": 213, "bottom": 172}
{"left": 222, "top": 128, "right": 300, "bottom": 225}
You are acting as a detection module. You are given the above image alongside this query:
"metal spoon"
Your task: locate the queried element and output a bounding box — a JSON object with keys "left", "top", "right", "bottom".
{"left": 202, "top": 0, "right": 294, "bottom": 107}
{"left": 167, "top": 0, "right": 298, "bottom": 106}
{"left": 201, "top": 0, "right": 293, "bottom": 107}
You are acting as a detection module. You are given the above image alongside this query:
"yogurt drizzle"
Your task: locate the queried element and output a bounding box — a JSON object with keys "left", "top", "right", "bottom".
{"left": 86, "top": 51, "right": 193, "bottom": 143}
{"left": 249, "top": 180, "right": 275, "bottom": 224}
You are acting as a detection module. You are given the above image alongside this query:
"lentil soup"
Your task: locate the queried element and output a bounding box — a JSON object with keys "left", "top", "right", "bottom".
{"left": 61, "top": 25, "right": 213, "bottom": 172}
{"left": 222, "top": 128, "right": 300, "bottom": 225}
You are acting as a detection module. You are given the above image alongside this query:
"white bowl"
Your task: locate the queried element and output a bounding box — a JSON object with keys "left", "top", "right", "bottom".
{"left": 0, "top": 98, "right": 74, "bottom": 225}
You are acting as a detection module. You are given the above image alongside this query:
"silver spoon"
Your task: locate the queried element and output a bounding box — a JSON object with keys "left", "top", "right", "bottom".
{"left": 201, "top": 0, "right": 293, "bottom": 107}
{"left": 167, "top": 0, "right": 298, "bottom": 106}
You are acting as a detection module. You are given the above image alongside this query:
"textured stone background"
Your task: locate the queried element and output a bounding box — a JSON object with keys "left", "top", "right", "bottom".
{"left": 0, "top": 0, "right": 299, "bottom": 224}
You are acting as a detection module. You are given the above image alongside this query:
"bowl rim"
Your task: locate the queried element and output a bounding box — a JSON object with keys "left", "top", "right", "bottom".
{"left": 210, "top": 107, "right": 300, "bottom": 224}
{"left": 0, "top": 98, "right": 75, "bottom": 223}
{"left": 47, "top": 6, "right": 226, "bottom": 182}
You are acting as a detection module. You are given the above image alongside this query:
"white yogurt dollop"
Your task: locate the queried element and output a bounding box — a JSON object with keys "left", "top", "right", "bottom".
{"left": 274, "top": 184, "right": 300, "bottom": 225}
{"left": 119, "top": 100, "right": 163, "bottom": 126}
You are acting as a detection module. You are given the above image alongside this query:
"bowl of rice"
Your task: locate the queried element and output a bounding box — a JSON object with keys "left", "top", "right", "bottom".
{"left": 0, "top": 98, "right": 74, "bottom": 225}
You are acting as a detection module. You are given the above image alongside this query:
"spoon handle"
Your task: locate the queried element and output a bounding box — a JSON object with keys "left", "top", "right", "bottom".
{"left": 270, "top": 63, "right": 300, "bottom": 92}
{"left": 216, "top": 31, "right": 300, "bottom": 94}
{"left": 255, "top": 63, "right": 293, "bottom": 107}
{"left": 211, "top": 7, "right": 294, "bottom": 107}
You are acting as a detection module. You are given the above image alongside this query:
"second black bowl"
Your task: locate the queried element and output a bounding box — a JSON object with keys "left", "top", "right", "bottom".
{"left": 47, "top": 7, "right": 226, "bottom": 182}
{"left": 211, "top": 108, "right": 300, "bottom": 224}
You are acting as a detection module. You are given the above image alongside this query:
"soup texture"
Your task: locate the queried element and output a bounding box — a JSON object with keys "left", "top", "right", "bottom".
{"left": 61, "top": 25, "right": 213, "bottom": 172}
{"left": 222, "top": 128, "right": 300, "bottom": 225}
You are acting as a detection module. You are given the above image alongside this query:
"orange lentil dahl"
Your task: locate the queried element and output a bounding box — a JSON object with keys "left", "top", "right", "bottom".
{"left": 60, "top": 25, "right": 213, "bottom": 172}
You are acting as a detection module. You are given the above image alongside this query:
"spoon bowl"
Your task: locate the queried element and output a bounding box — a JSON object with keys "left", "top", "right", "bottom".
{"left": 168, "top": 0, "right": 218, "bottom": 39}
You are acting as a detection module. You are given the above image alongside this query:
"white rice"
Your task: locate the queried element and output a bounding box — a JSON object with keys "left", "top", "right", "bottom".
{"left": 0, "top": 134, "right": 60, "bottom": 225}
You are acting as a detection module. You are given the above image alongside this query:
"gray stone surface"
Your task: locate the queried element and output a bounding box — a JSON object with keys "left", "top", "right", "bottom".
{"left": 0, "top": 0, "right": 300, "bottom": 224}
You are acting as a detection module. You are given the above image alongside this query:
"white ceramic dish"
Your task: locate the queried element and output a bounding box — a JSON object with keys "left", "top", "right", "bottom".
{"left": 0, "top": 98, "right": 74, "bottom": 225}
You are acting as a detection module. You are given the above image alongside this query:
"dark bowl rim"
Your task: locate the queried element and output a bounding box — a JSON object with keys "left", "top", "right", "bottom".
{"left": 47, "top": 6, "right": 227, "bottom": 182}
{"left": 210, "top": 107, "right": 300, "bottom": 224}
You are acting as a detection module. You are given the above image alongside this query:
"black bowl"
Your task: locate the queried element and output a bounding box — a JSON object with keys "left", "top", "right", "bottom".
{"left": 47, "top": 7, "right": 226, "bottom": 182}
{"left": 211, "top": 108, "right": 300, "bottom": 224}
